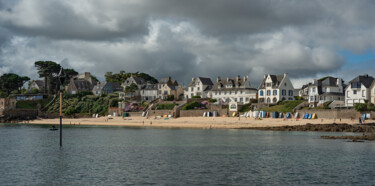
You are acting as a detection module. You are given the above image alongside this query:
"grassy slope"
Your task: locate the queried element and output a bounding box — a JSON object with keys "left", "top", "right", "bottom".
{"left": 262, "top": 100, "right": 304, "bottom": 113}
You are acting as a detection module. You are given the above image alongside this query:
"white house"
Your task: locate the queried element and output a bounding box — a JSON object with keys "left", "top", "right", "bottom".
{"left": 185, "top": 77, "right": 214, "bottom": 99}
{"left": 304, "top": 77, "right": 345, "bottom": 107}
{"left": 258, "top": 73, "right": 295, "bottom": 104}
{"left": 345, "top": 74, "right": 374, "bottom": 107}
{"left": 140, "top": 84, "right": 158, "bottom": 102}
{"left": 370, "top": 81, "right": 375, "bottom": 104}
{"left": 210, "top": 76, "right": 257, "bottom": 104}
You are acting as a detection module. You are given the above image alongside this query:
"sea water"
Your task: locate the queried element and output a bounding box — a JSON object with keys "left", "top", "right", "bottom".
{"left": 0, "top": 124, "right": 374, "bottom": 185}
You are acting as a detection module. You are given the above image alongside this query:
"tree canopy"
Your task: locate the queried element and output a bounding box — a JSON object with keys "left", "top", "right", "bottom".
{"left": 125, "top": 83, "right": 138, "bottom": 92}
{"left": 34, "top": 61, "right": 61, "bottom": 94}
{"left": 105, "top": 71, "right": 158, "bottom": 84}
{"left": 0, "top": 73, "right": 30, "bottom": 96}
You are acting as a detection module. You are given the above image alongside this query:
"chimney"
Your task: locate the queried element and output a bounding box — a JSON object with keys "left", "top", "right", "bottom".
{"left": 84, "top": 72, "right": 90, "bottom": 79}
{"left": 227, "top": 77, "right": 229, "bottom": 82}
{"left": 264, "top": 74, "right": 267, "bottom": 79}
{"left": 284, "top": 73, "right": 288, "bottom": 78}
{"left": 236, "top": 75, "right": 240, "bottom": 82}
{"left": 217, "top": 76, "right": 221, "bottom": 83}
{"left": 337, "top": 78, "right": 341, "bottom": 86}
{"left": 192, "top": 78, "right": 195, "bottom": 82}
{"left": 168, "top": 76, "right": 171, "bottom": 81}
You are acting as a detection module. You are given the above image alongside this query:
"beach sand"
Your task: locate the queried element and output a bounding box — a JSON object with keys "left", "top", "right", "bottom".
{"left": 27, "top": 116, "right": 362, "bottom": 129}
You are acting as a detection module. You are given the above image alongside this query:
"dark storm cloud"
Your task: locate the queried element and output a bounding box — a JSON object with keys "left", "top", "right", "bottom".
{"left": 0, "top": 0, "right": 375, "bottom": 87}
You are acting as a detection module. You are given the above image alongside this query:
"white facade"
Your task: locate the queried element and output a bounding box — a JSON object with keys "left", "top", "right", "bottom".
{"left": 306, "top": 77, "right": 345, "bottom": 107}
{"left": 184, "top": 77, "right": 213, "bottom": 99}
{"left": 140, "top": 84, "right": 158, "bottom": 102}
{"left": 211, "top": 76, "right": 257, "bottom": 104}
{"left": 345, "top": 75, "right": 374, "bottom": 107}
{"left": 258, "top": 73, "right": 295, "bottom": 104}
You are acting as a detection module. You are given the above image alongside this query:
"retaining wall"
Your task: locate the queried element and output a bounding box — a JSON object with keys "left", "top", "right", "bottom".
{"left": 297, "top": 109, "right": 361, "bottom": 119}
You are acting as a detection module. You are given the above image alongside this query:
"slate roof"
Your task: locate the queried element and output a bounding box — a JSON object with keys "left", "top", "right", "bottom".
{"left": 198, "top": 77, "right": 213, "bottom": 85}
{"left": 211, "top": 76, "right": 256, "bottom": 91}
{"left": 140, "top": 84, "right": 157, "bottom": 90}
{"left": 348, "top": 75, "right": 375, "bottom": 88}
{"left": 132, "top": 76, "right": 145, "bottom": 85}
{"left": 108, "top": 82, "right": 123, "bottom": 91}
{"left": 258, "top": 74, "right": 285, "bottom": 89}
{"left": 74, "top": 80, "right": 91, "bottom": 90}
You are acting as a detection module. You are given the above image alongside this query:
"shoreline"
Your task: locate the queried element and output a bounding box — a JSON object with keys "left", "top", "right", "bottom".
{"left": 22, "top": 116, "right": 367, "bottom": 129}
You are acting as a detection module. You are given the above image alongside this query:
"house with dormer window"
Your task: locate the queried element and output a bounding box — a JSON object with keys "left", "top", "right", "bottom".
{"left": 258, "top": 73, "right": 295, "bottom": 104}
{"left": 210, "top": 76, "right": 257, "bottom": 104}
{"left": 185, "top": 77, "right": 214, "bottom": 99}
{"left": 345, "top": 74, "right": 374, "bottom": 107}
{"left": 300, "top": 77, "right": 345, "bottom": 107}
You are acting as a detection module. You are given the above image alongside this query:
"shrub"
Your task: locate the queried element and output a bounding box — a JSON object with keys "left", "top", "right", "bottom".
{"left": 166, "top": 95, "right": 174, "bottom": 101}
{"left": 209, "top": 98, "right": 217, "bottom": 103}
{"left": 182, "top": 101, "right": 201, "bottom": 110}
{"left": 64, "top": 106, "right": 76, "bottom": 116}
{"left": 192, "top": 96, "right": 201, "bottom": 98}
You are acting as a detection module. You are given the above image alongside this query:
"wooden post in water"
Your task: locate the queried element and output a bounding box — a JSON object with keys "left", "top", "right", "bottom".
{"left": 60, "top": 91, "right": 62, "bottom": 147}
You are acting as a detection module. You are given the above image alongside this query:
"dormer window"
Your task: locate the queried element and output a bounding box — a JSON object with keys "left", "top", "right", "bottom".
{"left": 266, "top": 83, "right": 271, "bottom": 87}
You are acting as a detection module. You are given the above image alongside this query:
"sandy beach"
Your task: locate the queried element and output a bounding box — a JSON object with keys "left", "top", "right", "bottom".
{"left": 27, "top": 116, "right": 363, "bottom": 129}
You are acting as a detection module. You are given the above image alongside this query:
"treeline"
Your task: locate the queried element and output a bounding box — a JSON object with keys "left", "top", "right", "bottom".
{"left": 0, "top": 60, "right": 158, "bottom": 98}
{"left": 105, "top": 71, "right": 158, "bottom": 84}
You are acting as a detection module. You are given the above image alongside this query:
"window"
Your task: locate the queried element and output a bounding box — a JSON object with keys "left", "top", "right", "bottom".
{"left": 351, "top": 82, "right": 361, "bottom": 88}
{"left": 219, "top": 91, "right": 221, "bottom": 95}
{"left": 282, "top": 89, "right": 286, "bottom": 96}
{"left": 267, "top": 90, "right": 271, "bottom": 96}
{"left": 310, "top": 96, "right": 313, "bottom": 101}
{"left": 312, "top": 87, "right": 316, "bottom": 93}
{"left": 353, "top": 90, "right": 357, "bottom": 95}
{"left": 215, "top": 92, "right": 217, "bottom": 95}
{"left": 229, "top": 91, "right": 232, "bottom": 95}
{"left": 266, "top": 83, "right": 272, "bottom": 87}
{"left": 288, "top": 90, "right": 293, "bottom": 96}
{"left": 191, "top": 87, "right": 194, "bottom": 91}
{"left": 347, "top": 91, "right": 349, "bottom": 98}
{"left": 197, "top": 87, "right": 200, "bottom": 91}
{"left": 240, "top": 90, "right": 243, "bottom": 94}
{"left": 240, "top": 98, "right": 243, "bottom": 102}
{"left": 260, "top": 98, "right": 264, "bottom": 103}
{"left": 285, "top": 83, "right": 287, "bottom": 86}
{"left": 234, "top": 98, "right": 237, "bottom": 102}
{"left": 273, "top": 98, "right": 277, "bottom": 103}
{"left": 362, "top": 90, "right": 365, "bottom": 97}
{"left": 246, "top": 98, "right": 249, "bottom": 101}
{"left": 273, "top": 90, "right": 277, "bottom": 95}
{"left": 260, "top": 90, "right": 264, "bottom": 96}
{"left": 225, "top": 91, "right": 227, "bottom": 95}
{"left": 267, "top": 98, "right": 271, "bottom": 103}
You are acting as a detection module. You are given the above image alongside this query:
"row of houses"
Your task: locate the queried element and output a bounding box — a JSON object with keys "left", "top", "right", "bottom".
{"left": 28, "top": 71, "right": 375, "bottom": 108}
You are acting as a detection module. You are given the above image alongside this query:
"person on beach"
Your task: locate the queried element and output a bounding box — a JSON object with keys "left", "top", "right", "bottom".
{"left": 359, "top": 117, "right": 362, "bottom": 124}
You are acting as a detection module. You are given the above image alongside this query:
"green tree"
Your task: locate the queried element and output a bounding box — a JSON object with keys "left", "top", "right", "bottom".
{"left": 0, "top": 73, "right": 30, "bottom": 95}
{"left": 125, "top": 83, "right": 138, "bottom": 92}
{"left": 354, "top": 103, "right": 368, "bottom": 112}
{"left": 63, "top": 68, "right": 78, "bottom": 86}
{"left": 34, "top": 61, "right": 61, "bottom": 95}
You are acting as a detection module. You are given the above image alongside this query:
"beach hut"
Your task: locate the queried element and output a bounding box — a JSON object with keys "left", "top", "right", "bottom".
{"left": 279, "top": 113, "right": 283, "bottom": 118}
{"left": 312, "top": 113, "right": 317, "bottom": 119}
{"left": 272, "top": 112, "right": 279, "bottom": 118}
{"left": 304, "top": 113, "right": 309, "bottom": 119}
{"left": 308, "top": 114, "right": 312, "bottom": 119}
{"left": 286, "top": 112, "right": 291, "bottom": 119}
{"left": 253, "top": 111, "right": 259, "bottom": 118}
{"left": 294, "top": 112, "right": 299, "bottom": 119}
{"left": 203, "top": 112, "right": 207, "bottom": 117}
{"left": 213, "top": 111, "right": 217, "bottom": 117}
{"left": 232, "top": 112, "right": 237, "bottom": 117}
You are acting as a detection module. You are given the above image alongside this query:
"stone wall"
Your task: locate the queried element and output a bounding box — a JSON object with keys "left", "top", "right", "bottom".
{"left": 297, "top": 109, "right": 361, "bottom": 119}
{"left": 2, "top": 109, "right": 38, "bottom": 120}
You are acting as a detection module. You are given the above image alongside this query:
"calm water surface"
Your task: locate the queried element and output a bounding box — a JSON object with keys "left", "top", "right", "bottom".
{"left": 0, "top": 124, "right": 374, "bottom": 185}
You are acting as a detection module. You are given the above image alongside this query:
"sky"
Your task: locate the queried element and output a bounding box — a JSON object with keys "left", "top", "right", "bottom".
{"left": 0, "top": 0, "right": 375, "bottom": 88}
